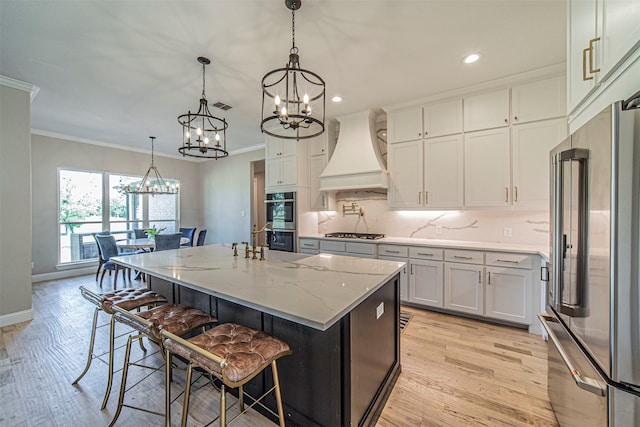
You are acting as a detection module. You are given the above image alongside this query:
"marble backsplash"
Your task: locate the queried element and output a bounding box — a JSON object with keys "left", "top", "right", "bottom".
{"left": 316, "top": 190, "right": 551, "bottom": 247}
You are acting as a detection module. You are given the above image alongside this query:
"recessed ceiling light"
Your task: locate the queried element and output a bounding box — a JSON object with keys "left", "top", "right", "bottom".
{"left": 332, "top": 96, "right": 343, "bottom": 103}
{"left": 463, "top": 54, "right": 480, "bottom": 64}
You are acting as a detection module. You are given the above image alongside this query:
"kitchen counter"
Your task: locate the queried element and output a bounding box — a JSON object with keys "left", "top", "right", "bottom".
{"left": 112, "top": 243, "right": 403, "bottom": 331}
{"left": 300, "top": 234, "right": 549, "bottom": 260}
{"left": 112, "top": 244, "right": 402, "bottom": 426}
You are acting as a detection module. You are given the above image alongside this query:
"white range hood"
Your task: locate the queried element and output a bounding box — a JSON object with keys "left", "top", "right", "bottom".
{"left": 319, "top": 110, "right": 388, "bottom": 191}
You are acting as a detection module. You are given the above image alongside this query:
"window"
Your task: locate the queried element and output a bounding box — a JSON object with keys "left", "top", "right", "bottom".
{"left": 58, "top": 169, "right": 179, "bottom": 265}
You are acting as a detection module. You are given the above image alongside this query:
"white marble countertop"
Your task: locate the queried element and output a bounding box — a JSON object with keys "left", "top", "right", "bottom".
{"left": 112, "top": 244, "right": 404, "bottom": 331}
{"left": 299, "top": 234, "right": 549, "bottom": 259}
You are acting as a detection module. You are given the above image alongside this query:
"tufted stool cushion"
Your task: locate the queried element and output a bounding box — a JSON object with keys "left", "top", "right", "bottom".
{"left": 116, "top": 304, "right": 217, "bottom": 342}
{"left": 101, "top": 288, "right": 167, "bottom": 314}
{"left": 164, "top": 323, "right": 291, "bottom": 384}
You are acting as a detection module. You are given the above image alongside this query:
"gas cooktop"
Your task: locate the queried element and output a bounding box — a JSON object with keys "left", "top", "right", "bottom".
{"left": 324, "top": 232, "right": 386, "bottom": 240}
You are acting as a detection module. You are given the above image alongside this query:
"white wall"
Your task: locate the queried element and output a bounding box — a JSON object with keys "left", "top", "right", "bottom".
{"left": 30, "top": 134, "right": 203, "bottom": 276}
{"left": 200, "top": 149, "right": 265, "bottom": 245}
{"left": 0, "top": 84, "right": 33, "bottom": 325}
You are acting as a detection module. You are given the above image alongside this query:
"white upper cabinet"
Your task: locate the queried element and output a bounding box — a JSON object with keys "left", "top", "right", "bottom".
{"left": 600, "top": 0, "right": 640, "bottom": 79}
{"left": 512, "top": 118, "right": 568, "bottom": 209}
{"left": 309, "top": 155, "right": 331, "bottom": 210}
{"left": 424, "top": 135, "right": 464, "bottom": 208}
{"left": 387, "top": 107, "right": 423, "bottom": 143}
{"left": 387, "top": 140, "right": 423, "bottom": 208}
{"left": 567, "top": 0, "right": 640, "bottom": 114}
{"left": 266, "top": 136, "right": 297, "bottom": 159}
{"left": 511, "top": 76, "right": 566, "bottom": 124}
{"left": 423, "top": 98, "right": 463, "bottom": 138}
{"left": 464, "top": 128, "right": 511, "bottom": 207}
{"left": 463, "top": 89, "right": 510, "bottom": 132}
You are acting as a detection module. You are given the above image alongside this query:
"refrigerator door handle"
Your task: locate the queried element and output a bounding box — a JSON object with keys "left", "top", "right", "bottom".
{"left": 538, "top": 314, "right": 606, "bottom": 396}
{"left": 553, "top": 148, "right": 590, "bottom": 317}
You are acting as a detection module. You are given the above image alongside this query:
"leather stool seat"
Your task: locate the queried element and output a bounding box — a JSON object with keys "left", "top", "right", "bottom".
{"left": 72, "top": 286, "right": 167, "bottom": 410}
{"left": 162, "top": 323, "right": 292, "bottom": 426}
{"left": 108, "top": 303, "right": 218, "bottom": 427}
{"left": 164, "top": 323, "right": 291, "bottom": 384}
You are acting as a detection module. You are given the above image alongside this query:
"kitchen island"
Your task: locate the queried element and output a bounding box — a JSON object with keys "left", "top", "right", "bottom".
{"left": 112, "top": 244, "right": 403, "bottom": 426}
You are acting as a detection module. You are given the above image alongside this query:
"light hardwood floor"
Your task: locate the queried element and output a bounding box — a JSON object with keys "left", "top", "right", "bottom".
{"left": 0, "top": 274, "right": 558, "bottom": 426}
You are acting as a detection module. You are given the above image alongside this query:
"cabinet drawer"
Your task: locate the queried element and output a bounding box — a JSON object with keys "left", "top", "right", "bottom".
{"left": 486, "top": 252, "right": 532, "bottom": 269}
{"left": 409, "top": 247, "right": 444, "bottom": 261}
{"left": 346, "top": 242, "right": 376, "bottom": 256}
{"left": 445, "top": 249, "right": 484, "bottom": 264}
{"left": 299, "top": 239, "right": 319, "bottom": 250}
{"left": 320, "top": 240, "right": 345, "bottom": 252}
{"left": 378, "top": 245, "right": 409, "bottom": 257}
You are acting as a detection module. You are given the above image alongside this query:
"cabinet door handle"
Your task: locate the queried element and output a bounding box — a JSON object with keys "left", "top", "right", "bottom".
{"left": 514, "top": 186, "right": 518, "bottom": 202}
{"left": 505, "top": 187, "right": 509, "bottom": 202}
{"left": 321, "top": 194, "right": 325, "bottom": 208}
{"left": 454, "top": 255, "right": 472, "bottom": 260}
{"left": 385, "top": 250, "right": 400, "bottom": 254}
{"left": 303, "top": 243, "right": 315, "bottom": 247}
{"left": 514, "top": 116, "right": 518, "bottom": 122}
{"left": 487, "top": 271, "right": 491, "bottom": 285}
{"left": 417, "top": 252, "right": 434, "bottom": 256}
{"left": 504, "top": 118, "right": 508, "bottom": 124}
{"left": 411, "top": 264, "right": 414, "bottom": 275}
{"left": 425, "top": 191, "right": 429, "bottom": 204}
{"left": 588, "top": 37, "right": 600, "bottom": 74}
{"left": 496, "top": 259, "right": 519, "bottom": 264}
{"left": 478, "top": 271, "right": 482, "bottom": 283}
{"left": 418, "top": 132, "right": 422, "bottom": 137}
{"left": 582, "top": 47, "right": 593, "bottom": 81}
{"left": 418, "top": 191, "right": 421, "bottom": 204}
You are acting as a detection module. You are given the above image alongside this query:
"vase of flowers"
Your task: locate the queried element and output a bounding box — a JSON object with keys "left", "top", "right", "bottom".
{"left": 144, "top": 226, "right": 166, "bottom": 242}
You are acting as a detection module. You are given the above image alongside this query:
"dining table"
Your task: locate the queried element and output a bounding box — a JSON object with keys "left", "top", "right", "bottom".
{"left": 116, "top": 237, "right": 190, "bottom": 251}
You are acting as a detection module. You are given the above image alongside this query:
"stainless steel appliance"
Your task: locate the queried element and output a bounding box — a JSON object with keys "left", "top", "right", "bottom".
{"left": 539, "top": 96, "right": 640, "bottom": 426}
{"left": 265, "top": 192, "right": 296, "bottom": 252}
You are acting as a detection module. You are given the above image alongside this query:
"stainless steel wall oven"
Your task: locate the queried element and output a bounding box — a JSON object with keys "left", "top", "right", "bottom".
{"left": 265, "top": 192, "right": 296, "bottom": 252}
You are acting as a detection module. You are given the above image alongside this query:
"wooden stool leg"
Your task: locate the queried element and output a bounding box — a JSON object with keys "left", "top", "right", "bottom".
{"left": 181, "top": 363, "right": 194, "bottom": 427}
{"left": 101, "top": 316, "right": 116, "bottom": 410}
{"left": 239, "top": 385, "right": 244, "bottom": 411}
{"left": 72, "top": 307, "right": 99, "bottom": 384}
{"left": 272, "top": 361, "right": 286, "bottom": 427}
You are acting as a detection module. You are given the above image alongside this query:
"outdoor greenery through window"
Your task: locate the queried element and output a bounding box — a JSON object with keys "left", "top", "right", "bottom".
{"left": 58, "top": 169, "right": 179, "bottom": 264}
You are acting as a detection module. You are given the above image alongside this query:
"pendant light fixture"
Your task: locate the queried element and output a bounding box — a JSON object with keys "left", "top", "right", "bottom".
{"left": 178, "top": 56, "right": 229, "bottom": 159}
{"left": 124, "top": 137, "right": 179, "bottom": 195}
{"left": 261, "top": 0, "right": 325, "bottom": 140}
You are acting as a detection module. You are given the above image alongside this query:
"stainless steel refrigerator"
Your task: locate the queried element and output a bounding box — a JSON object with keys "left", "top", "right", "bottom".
{"left": 539, "top": 95, "right": 640, "bottom": 426}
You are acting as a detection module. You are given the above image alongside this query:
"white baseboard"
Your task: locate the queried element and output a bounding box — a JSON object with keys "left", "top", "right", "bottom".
{"left": 32, "top": 266, "right": 95, "bottom": 283}
{"left": 0, "top": 308, "right": 34, "bottom": 327}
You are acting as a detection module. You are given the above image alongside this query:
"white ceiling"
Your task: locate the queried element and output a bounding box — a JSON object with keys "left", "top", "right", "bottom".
{"left": 0, "top": 0, "right": 566, "bottom": 159}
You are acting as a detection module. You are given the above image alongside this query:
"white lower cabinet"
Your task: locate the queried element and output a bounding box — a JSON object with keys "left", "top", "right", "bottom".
{"left": 299, "top": 238, "right": 319, "bottom": 255}
{"left": 485, "top": 266, "right": 532, "bottom": 324}
{"left": 378, "top": 244, "right": 409, "bottom": 302}
{"left": 444, "top": 262, "right": 484, "bottom": 316}
{"left": 409, "top": 259, "right": 444, "bottom": 308}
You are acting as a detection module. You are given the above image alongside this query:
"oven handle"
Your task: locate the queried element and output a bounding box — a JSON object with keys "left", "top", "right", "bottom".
{"left": 538, "top": 314, "right": 606, "bottom": 396}
{"left": 264, "top": 199, "right": 295, "bottom": 203}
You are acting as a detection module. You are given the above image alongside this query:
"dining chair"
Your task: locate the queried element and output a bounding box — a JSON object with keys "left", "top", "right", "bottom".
{"left": 154, "top": 233, "right": 183, "bottom": 251}
{"left": 93, "top": 231, "right": 111, "bottom": 281}
{"left": 179, "top": 227, "right": 197, "bottom": 247}
{"left": 133, "top": 228, "right": 147, "bottom": 238}
{"left": 196, "top": 229, "right": 207, "bottom": 246}
{"left": 95, "top": 234, "right": 130, "bottom": 288}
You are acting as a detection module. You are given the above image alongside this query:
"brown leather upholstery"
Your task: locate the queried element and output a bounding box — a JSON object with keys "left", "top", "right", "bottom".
{"left": 118, "top": 304, "right": 217, "bottom": 342}
{"left": 100, "top": 288, "right": 167, "bottom": 314}
{"left": 164, "top": 323, "right": 291, "bottom": 384}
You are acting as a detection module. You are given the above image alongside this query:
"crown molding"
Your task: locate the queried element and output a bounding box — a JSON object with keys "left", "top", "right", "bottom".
{"left": 0, "top": 75, "right": 40, "bottom": 102}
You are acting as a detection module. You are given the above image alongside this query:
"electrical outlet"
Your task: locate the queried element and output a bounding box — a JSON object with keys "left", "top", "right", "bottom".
{"left": 436, "top": 225, "right": 443, "bottom": 235}
{"left": 240, "top": 210, "right": 245, "bottom": 217}
{"left": 376, "top": 302, "right": 384, "bottom": 319}
{"left": 503, "top": 227, "right": 512, "bottom": 237}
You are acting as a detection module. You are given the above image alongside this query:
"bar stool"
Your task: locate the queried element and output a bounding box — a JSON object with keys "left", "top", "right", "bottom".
{"left": 72, "top": 286, "right": 168, "bottom": 410}
{"left": 109, "top": 304, "right": 218, "bottom": 426}
{"left": 162, "top": 323, "right": 292, "bottom": 427}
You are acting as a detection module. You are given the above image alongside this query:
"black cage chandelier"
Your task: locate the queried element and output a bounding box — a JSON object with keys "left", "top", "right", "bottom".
{"left": 124, "top": 137, "right": 179, "bottom": 195}
{"left": 178, "top": 57, "right": 228, "bottom": 159}
{"left": 261, "top": 0, "right": 325, "bottom": 140}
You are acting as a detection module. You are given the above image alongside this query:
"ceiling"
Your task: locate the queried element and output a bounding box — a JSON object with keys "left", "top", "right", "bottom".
{"left": 0, "top": 0, "right": 566, "bottom": 159}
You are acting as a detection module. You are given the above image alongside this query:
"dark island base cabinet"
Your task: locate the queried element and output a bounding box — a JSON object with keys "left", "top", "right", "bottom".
{"left": 149, "top": 274, "right": 401, "bottom": 426}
